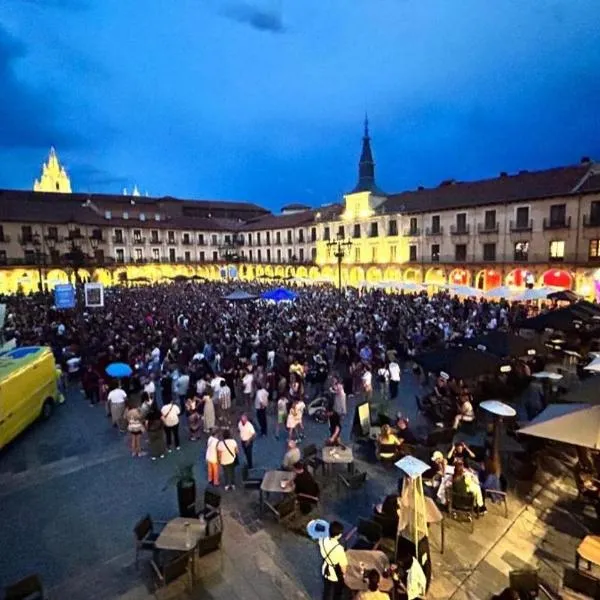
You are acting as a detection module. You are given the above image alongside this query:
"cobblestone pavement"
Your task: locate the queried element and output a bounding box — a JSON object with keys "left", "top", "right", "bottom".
{"left": 0, "top": 371, "right": 590, "bottom": 599}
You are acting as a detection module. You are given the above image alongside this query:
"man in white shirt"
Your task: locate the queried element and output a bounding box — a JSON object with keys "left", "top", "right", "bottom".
{"left": 161, "top": 400, "right": 181, "bottom": 451}
{"left": 107, "top": 385, "right": 127, "bottom": 431}
{"left": 319, "top": 521, "right": 348, "bottom": 600}
{"left": 389, "top": 359, "right": 401, "bottom": 400}
{"left": 237, "top": 413, "right": 256, "bottom": 468}
{"left": 254, "top": 383, "right": 269, "bottom": 437}
{"left": 175, "top": 370, "right": 190, "bottom": 406}
{"left": 242, "top": 370, "right": 254, "bottom": 408}
{"left": 143, "top": 375, "right": 156, "bottom": 401}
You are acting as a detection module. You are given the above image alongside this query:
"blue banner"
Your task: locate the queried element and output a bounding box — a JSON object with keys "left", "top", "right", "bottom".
{"left": 54, "top": 284, "right": 76, "bottom": 309}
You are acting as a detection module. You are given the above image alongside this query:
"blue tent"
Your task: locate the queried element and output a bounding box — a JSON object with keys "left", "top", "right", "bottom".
{"left": 261, "top": 287, "right": 298, "bottom": 302}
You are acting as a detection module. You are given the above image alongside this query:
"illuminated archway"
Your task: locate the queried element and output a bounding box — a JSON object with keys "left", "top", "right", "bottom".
{"left": 475, "top": 269, "right": 501, "bottom": 291}
{"left": 285, "top": 265, "right": 295, "bottom": 278}
{"left": 404, "top": 268, "right": 421, "bottom": 283}
{"left": 348, "top": 266, "right": 365, "bottom": 286}
{"left": 0, "top": 271, "right": 11, "bottom": 294}
{"left": 274, "top": 265, "right": 285, "bottom": 278}
{"left": 449, "top": 268, "right": 470, "bottom": 286}
{"left": 366, "top": 266, "right": 383, "bottom": 283}
{"left": 11, "top": 269, "right": 39, "bottom": 295}
{"left": 321, "top": 265, "right": 335, "bottom": 281}
{"left": 505, "top": 268, "right": 531, "bottom": 288}
{"left": 425, "top": 267, "right": 446, "bottom": 286}
{"left": 296, "top": 265, "right": 308, "bottom": 278}
{"left": 45, "top": 269, "right": 70, "bottom": 289}
{"left": 256, "top": 265, "right": 265, "bottom": 279}
{"left": 384, "top": 266, "right": 401, "bottom": 281}
{"left": 264, "top": 265, "right": 275, "bottom": 278}
{"left": 92, "top": 268, "right": 113, "bottom": 286}
{"left": 113, "top": 267, "right": 128, "bottom": 285}
{"left": 77, "top": 269, "right": 92, "bottom": 283}
{"left": 541, "top": 269, "right": 573, "bottom": 289}
{"left": 308, "top": 266, "right": 320, "bottom": 280}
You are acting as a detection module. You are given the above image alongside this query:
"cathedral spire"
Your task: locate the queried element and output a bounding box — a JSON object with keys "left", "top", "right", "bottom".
{"left": 351, "top": 114, "right": 384, "bottom": 195}
{"left": 33, "top": 147, "right": 72, "bottom": 193}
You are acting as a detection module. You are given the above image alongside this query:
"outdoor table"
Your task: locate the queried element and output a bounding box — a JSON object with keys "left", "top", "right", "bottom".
{"left": 322, "top": 445, "right": 354, "bottom": 475}
{"left": 155, "top": 516, "right": 207, "bottom": 581}
{"left": 345, "top": 549, "right": 393, "bottom": 593}
{"left": 576, "top": 535, "right": 600, "bottom": 571}
{"left": 260, "top": 470, "right": 295, "bottom": 516}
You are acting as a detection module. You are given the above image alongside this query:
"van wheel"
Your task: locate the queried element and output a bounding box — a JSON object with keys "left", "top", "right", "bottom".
{"left": 41, "top": 398, "right": 54, "bottom": 420}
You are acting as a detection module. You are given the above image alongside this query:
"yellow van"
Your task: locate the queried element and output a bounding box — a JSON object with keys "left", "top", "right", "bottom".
{"left": 0, "top": 346, "right": 60, "bottom": 450}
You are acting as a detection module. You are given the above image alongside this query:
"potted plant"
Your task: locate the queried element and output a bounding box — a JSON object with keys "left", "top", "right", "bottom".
{"left": 164, "top": 464, "right": 196, "bottom": 517}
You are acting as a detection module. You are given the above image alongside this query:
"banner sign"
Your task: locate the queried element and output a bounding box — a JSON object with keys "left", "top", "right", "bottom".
{"left": 54, "top": 284, "right": 76, "bottom": 309}
{"left": 84, "top": 283, "right": 104, "bottom": 307}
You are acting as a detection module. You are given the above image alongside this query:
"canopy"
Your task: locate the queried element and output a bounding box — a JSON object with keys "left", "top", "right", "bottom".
{"left": 485, "top": 285, "right": 517, "bottom": 299}
{"left": 510, "top": 286, "right": 563, "bottom": 302}
{"left": 446, "top": 284, "right": 483, "bottom": 297}
{"left": 547, "top": 289, "right": 580, "bottom": 302}
{"left": 261, "top": 287, "right": 298, "bottom": 302}
{"left": 224, "top": 289, "right": 257, "bottom": 301}
{"left": 105, "top": 362, "right": 132, "bottom": 378}
{"left": 414, "top": 347, "right": 509, "bottom": 380}
{"left": 518, "top": 404, "right": 600, "bottom": 450}
{"left": 518, "top": 306, "right": 592, "bottom": 332}
{"left": 461, "top": 331, "right": 546, "bottom": 358}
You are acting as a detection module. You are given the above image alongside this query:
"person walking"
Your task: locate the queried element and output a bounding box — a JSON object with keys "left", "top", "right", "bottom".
{"left": 218, "top": 379, "right": 232, "bottom": 424}
{"left": 161, "top": 397, "right": 181, "bottom": 452}
{"left": 319, "top": 521, "right": 348, "bottom": 600}
{"left": 238, "top": 413, "right": 256, "bottom": 469}
{"left": 126, "top": 403, "right": 145, "bottom": 457}
{"left": 254, "top": 382, "right": 269, "bottom": 437}
{"left": 389, "top": 358, "right": 401, "bottom": 400}
{"left": 275, "top": 394, "right": 288, "bottom": 440}
{"left": 217, "top": 429, "right": 238, "bottom": 491}
{"left": 107, "top": 383, "right": 127, "bottom": 432}
{"left": 206, "top": 429, "right": 220, "bottom": 486}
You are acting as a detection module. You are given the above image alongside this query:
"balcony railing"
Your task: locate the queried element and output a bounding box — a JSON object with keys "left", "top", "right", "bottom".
{"left": 167, "top": 238, "right": 176, "bottom": 245}
{"left": 181, "top": 239, "right": 193, "bottom": 246}
{"left": 132, "top": 237, "right": 147, "bottom": 245}
{"left": 112, "top": 236, "right": 125, "bottom": 244}
{"left": 477, "top": 222, "right": 499, "bottom": 234}
{"left": 18, "top": 235, "right": 35, "bottom": 245}
{"left": 450, "top": 224, "right": 470, "bottom": 235}
{"left": 89, "top": 234, "right": 105, "bottom": 244}
{"left": 150, "top": 237, "right": 162, "bottom": 245}
{"left": 583, "top": 214, "right": 600, "bottom": 228}
{"left": 543, "top": 216, "right": 571, "bottom": 230}
{"left": 67, "top": 231, "right": 84, "bottom": 241}
{"left": 403, "top": 228, "right": 420, "bottom": 237}
{"left": 510, "top": 219, "right": 533, "bottom": 232}
{"left": 425, "top": 227, "right": 444, "bottom": 236}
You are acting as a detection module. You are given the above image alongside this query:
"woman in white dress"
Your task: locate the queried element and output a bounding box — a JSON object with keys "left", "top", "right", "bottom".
{"left": 202, "top": 391, "right": 216, "bottom": 433}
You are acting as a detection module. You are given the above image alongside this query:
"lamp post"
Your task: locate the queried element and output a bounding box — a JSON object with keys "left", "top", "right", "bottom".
{"left": 326, "top": 232, "right": 352, "bottom": 298}
{"left": 31, "top": 233, "right": 46, "bottom": 293}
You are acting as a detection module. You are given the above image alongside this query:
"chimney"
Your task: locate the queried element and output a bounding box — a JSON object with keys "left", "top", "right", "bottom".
{"left": 581, "top": 156, "right": 591, "bottom": 164}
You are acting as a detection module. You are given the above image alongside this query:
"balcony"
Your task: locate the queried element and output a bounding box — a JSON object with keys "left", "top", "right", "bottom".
{"left": 510, "top": 219, "right": 533, "bottom": 232}
{"left": 89, "top": 234, "right": 105, "bottom": 244}
{"left": 477, "top": 222, "right": 499, "bottom": 234}
{"left": 66, "top": 230, "right": 84, "bottom": 241}
{"left": 112, "top": 236, "right": 125, "bottom": 245}
{"left": 150, "top": 237, "right": 162, "bottom": 245}
{"left": 543, "top": 216, "right": 571, "bottom": 230}
{"left": 167, "top": 238, "right": 176, "bottom": 245}
{"left": 132, "top": 237, "right": 147, "bottom": 245}
{"left": 583, "top": 214, "right": 600, "bottom": 228}
{"left": 403, "top": 227, "right": 420, "bottom": 237}
{"left": 181, "top": 238, "right": 193, "bottom": 246}
{"left": 0, "top": 234, "right": 11, "bottom": 243}
{"left": 425, "top": 227, "right": 444, "bottom": 236}
{"left": 18, "top": 235, "right": 35, "bottom": 245}
{"left": 450, "top": 224, "right": 470, "bottom": 236}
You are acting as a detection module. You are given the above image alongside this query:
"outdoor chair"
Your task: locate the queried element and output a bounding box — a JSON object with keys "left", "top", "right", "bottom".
{"left": 337, "top": 470, "right": 367, "bottom": 495}
{"left": 196, "top": 529, "right": 223, "bottom": 559}
{"left": 241, "top": 466, "right": 266, "bottom": 490}
{"left": 484, "top": 488, "right": 509, "bottom": 518}
{"left": 449, "top": 491, "right": 476, "bottom": 533}
{"left": 377, "top": 443, "right": 402, "bottom": 464}
{"left": 150, "top": 549, "right": 192, "bottom": 590}
{"left": 350, "top": 518, "right": 382, "bottom": 551}
{"left": 190, "top": 488, "right": 223, "bottom": 534}
{"left": 133, "top": 514, "right": 166, "bottom": 569}
{"left": 303, "top": 443, "right": 324, "bottom": 475}
{"left": 274, "top": 494, "right": 298, "bottom": 525}
{"left": 4, "top": 574, "right": 45, "bottom": 600}
{"left": 509, "top": 568, "right": 539, "bottom": 598}
{"left": 372, "top": 511, "right": 398, "bottom": 540}
{"left": 423, "top": 427, "right": 455, "bottom": 448}
{"left": 562, "top": 567, "right": 600, "bottom": 598}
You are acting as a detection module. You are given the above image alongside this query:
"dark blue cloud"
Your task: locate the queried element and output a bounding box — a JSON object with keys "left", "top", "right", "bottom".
{"left": 220, "top": 1, "right": 285, "bottom": 33}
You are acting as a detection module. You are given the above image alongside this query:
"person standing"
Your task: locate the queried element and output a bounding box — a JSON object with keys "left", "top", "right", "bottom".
{"left": 275, "top": 394, "right": 288, "bottom": 440}
{"left": 146, "top": 403, "right": 166, "bottom": 461}
{"left": 126, "top": 403, "right": 145, "bottom": 457}
{"left": 161, "top": 398, "right": 181, "bottom": 452}
{"left": 242, "top": 369, "right": 254, "bottom": 409}
{"left": 217, "top": 429, "right": 238, "bottom": 491}
{"left": 331, "top": 376, "right": 347, "bottom": 418}
{"left": 254, "top": 383, "right": 269, "bottom": 437}
{"left": 206, "top": 429, "right": 220, "bottom": 487}
{"left": 175, "top": 369, "right": 190, "bottom": 407}
{"left": 238, "top": 413, "right": 256, "bottom": 469}
{"left": 202, "top": 391, "right": 216, "bottom": 433}
{"left": 218, "top": 379, "right": 232, "bottom": 424}
{"left": 319, "top": 521, "right": 348, "bottom": 600}
{"left": 107, "top": 383, "right": 127, "bottom": 432}
{"left": 389, "top": 358, "right": 401, "bottom": 400}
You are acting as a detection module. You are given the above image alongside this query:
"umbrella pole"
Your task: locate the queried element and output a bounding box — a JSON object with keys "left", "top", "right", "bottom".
{"left": 493, "top": 416, "right": 502, "bottom": 476}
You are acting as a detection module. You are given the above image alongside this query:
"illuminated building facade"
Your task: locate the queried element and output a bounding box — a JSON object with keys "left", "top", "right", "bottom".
{"left": 1, "top": 131, "right": 600, "bottom": 297}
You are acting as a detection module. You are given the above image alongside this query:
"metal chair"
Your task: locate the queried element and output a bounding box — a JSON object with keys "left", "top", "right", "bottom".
{"left": 562, "top": 567, "right": 600, "bottom": 598}
{"left": 241, "top": 466, "right": 266, "bottom": 490}
{"left": 196, "top": 529, "right": 223, "bottom": 558}
{"left": 150, "top": 550, "right": 192, "bottom": 590}
{"left": 274, "top": 494, "right": 298, "bottom": 524}
{"left": 337, "top": 470, "right": 367, "bottom": 495}
{"left": 4, "top": 575, "right": 45, "bottom": 600}
{"left": 133, "top": 514, "right": 166, "bottom": 569}
{"left": 509, "top": 568, "right": 539, "bottom": 598}
{"left": 484, "top": 488, "right": 508, "bottom": 518}
{"left": 351, "top": 518, "right": 382, "bottom": 551}
{"left": 303, "top": 443, "right": 324, "bottom": 475}
{"left": 449, "top": 491, "right": 476, "bottom": 533}
{"left": 191, "top": 488, "right": 223, "bottom": 534}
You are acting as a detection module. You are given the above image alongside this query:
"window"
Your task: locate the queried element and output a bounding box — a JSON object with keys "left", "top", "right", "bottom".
{"left": 169, "top": 248, "right": 176, "bottom": 262}
{"left": 323, "top": 227, "right": 330, "bottom": 241}
{"left": 287, "top": 248, "right": 293, "bottom": 260}
{"left": 299, "top": 248, "right": 304, "bottom": 261}
{"left": 266, "top": 232, "right": 271, "bottom": 245}
{"left": 24, "top": 250, "right": 34, "bottom": 263}
{"left": 589, "top": 240, "right": 600, "bottom": 260}
{"left": 390, "top": 245, "right": 397, "bottom": 261}
{"left": 355, "top": 247, "right": 361, "bottom": 262}
{"left": 353, "top": 224, "right": 361, "bottom": 238}
{"left": 311, "top": 247, "right": 316, "bottom": 261}
{"left": 198, "top": 233, "right": 205, "bottom": 245}
{"left": 338, "top": 226, "right": 345, "bottom": 238}
{"left": 409, "top": 245, "right": 417, "bottom": 262}
{"left": 139, "top": 213, "right": 146, "bottom": 222}
{"left": 152, "top": 248, "right": 160, "bottom": 261}
{"left": 133, "top": 229, "right": 142, "bottom": 243}
{"left": 311, "top": 227, "right": 317, "bottom": 242}
{"left": 154, "top": 213, "right": 161, "bottom": 221}
{"left": 114, "top": 229, "right": 124, "bottom": 244}
{"left": 122, "top": 211, "right": 129, "bottom": 220}
{"left": 277, "top": 249, "right": 282, "bottom": 262}
{"left": 256, "top": 233, "right": 261, "bottom": 245}
{"left": 21, "top": 225, "right": 33, "bottom": 243}
{"left": 266, "top": 248, "right": 271, "bottom": 262}
{"left": 550, "top": 204, "right": 566, "bottom": 225}
{"left": 484, "top": 210, "right": 496, "bottom": 230}
{"left": 371, "top": 247, "right": 378, "bottom": 262}
{"left": 483, "top": 243, "right": 496, "bottom": 261}
{"left": 591, "top": 201, "right": 600, "bottom": 225}
{"left": 549, "top": 240, "right": 565, "bottom": 261}
{"left": 116, "top": 249, "right": 125, "bottom": 263}
{"left": 249, "top": 250, "right": 253, "bottom": 261}
{"left": 184, "top": 251, "right": 191, "bottom": 262}
{"left": 431, "top": 215, "right": 440, "bottom": 234}
{"left": 257, "top": 249, "right": 262, "bottom": 262}
{"left": 91, "top": 228, "right": 102, "bottom": 240}
{"left": 455, "top": 244, "right": 467, "bottom": 261}
{"left": 182, "top": 233, "right": 190, "bottom": 244}
{"left": 167, "top": 231, "right": 175, "bottom": 244}
{"left": 287, "top": 230, "right": 293, "bottom": 244}
{"left": 456, "top": 213, "right": 467, "bottom": 232}
{"left": 199, "top": 251, "right": 205, "bottom": 262}
{"left": 276, "top": 231, "right": 281, "bottom": 244}
{"left": 47, "top": 226, "right": 58, "bottom": 240}
{"left": 297, "top": 229, "right": 304, "bottom": 243}
{"left": 211, "top": 234, "right": 218, "bottom": 245}
{"left": 388, "top": 220, "right": 398, "bottom": 236}
{"left": 248, "top": 233, "right": 253, "bottom": 246}
{"left": 134, "top": 248, "right": 143, "bottom": 261}
{"left": 431, "top": 244, "right": 440, "bottom": 262}
{"left": 105, "top": 210, "right": 112, "bottom": 219}
{"left": 212, "top": 251, "right": 218, "bottom": 261}
{"left": 516, "top": 206, "right": 529, "bottom": 226}
{"left": 514, "top": 241, "right": 529, "bottom": 261}
{"left": 370, "top": 222, "right": 379, "bottom": 237}
{"left": 0, "top": 250, "right": 7, "bottom": 264}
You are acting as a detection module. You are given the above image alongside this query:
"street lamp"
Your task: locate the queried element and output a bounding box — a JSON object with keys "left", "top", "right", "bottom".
{"left": 31, "top": 233, "right": 45, "bottom": 293}
{"left": 326, "top": 232, "right": 352, "bottom": 297}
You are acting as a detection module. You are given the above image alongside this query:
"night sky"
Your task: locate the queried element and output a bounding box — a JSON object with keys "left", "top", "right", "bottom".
{"left": 1, "top": 0, "right": 599, "bottom": 210}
